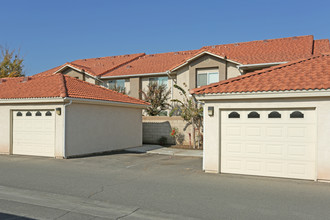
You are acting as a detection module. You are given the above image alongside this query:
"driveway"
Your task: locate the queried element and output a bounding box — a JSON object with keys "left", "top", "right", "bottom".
{"left": 0, "top": 152, "right": 329, "bottom": 219}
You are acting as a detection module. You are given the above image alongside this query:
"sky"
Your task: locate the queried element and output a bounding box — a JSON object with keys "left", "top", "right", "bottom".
{"left": 0, "top": 0, "right": 329, "bottom": 76}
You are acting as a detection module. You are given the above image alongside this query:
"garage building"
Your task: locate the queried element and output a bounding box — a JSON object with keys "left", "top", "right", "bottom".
{"left": 0, "top": 74, "right": 148, "bottom": 158}
{"left": 191, "top": 54, "right": 330, "bottom": 181}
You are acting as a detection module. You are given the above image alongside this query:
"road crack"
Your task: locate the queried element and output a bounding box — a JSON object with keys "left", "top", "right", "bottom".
{"left": 115, "top": 207, "right": 140, "bottom": 220}
{"left": 88, "top": 186, "right": 104, "bottom": 199}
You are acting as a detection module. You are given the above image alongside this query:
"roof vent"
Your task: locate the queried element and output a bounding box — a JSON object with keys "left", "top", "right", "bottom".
{"left": 263, "top": 39, "right": 268, "bottom": 43}
{"left": 211, "top": 45, "right": 216, "bottom": 48}
{"left": 234, "top": 43, "right": 239, "bottom": 46}
{"left": 292, "top": 36, "right": 297, "bottom": 40}
{"left": 21, "top": 77, "right": 31, "bottom": 83}
{"left": 0, "top": 79, "right": 6, "bottom": 84}
{"left": 174, "top": 52, "right": 179, "bottom": 55}
{"left": 126, "top": 65, "right": 132, "bottom": 69}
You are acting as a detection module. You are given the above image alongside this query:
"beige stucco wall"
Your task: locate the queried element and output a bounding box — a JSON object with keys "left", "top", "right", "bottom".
{"left": 65, "top": 103, "right": 142, "bottom": 157}
{"left": 173, "top": 55, "right": 242, "bottom": 101}
{"left": 227, "top": 62, "right": 241, "bottom": 79}
{"left": 202, "top": 97, "right": 330, "bottom": 181}
{"left": 0, "top": 102, "right": 65, "bottom": 158}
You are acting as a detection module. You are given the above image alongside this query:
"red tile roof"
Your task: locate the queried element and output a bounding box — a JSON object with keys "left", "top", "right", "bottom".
{"left": 35, "top": 53, "right": 145, "bottom": 77}
{"left": 101, "top": 50, "right": 199, "bottom": 77}
{"left": 313, "top": 39, "right": 330, "bottom": 55}
{"left": 0, "top": 74, "right": 149, "bottom": 106}
{"left": 191, "top": 54, "right": 330, "bottom": 95}
{"left": 34, "top": 35, "right": 329, "bottom": 79}
{"left": 33, "top": 65, "right": 65, "bottom": 77}
{"left": 199, "top": 35, "right": 316, "bottom": 65}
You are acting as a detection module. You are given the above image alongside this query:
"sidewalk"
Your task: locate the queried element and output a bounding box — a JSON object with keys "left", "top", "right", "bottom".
{"left": 126, "top": 145, "right": 203, "bottom": 158}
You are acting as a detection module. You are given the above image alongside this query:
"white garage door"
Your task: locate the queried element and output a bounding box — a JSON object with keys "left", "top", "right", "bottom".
{"left": 221, "top": 109, "right": 316, "bottom": 180}
{"left": 13, "top": 110, "right": 55, "bottom": 157}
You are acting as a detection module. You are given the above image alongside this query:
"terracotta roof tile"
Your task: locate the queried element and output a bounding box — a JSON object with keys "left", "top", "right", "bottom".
{"left": 33, "top": 65, "right": 65, "bottom": 77}
{"left": 101, "top": 50, "right": 199, "bottom": 77}
{"left": 313, "top": 39, "right": 330, "bottom": 55}
{"left": 0, "top": 74, "right": 149, "bottom": 106}
{"left": 200, "top": 35, "right": 315, "bottom": 65}
{"left": 191, "top": 54, "right": 330, "bottom": 95}
{"left": 34, "top": 35, "right": 328, "bottom": 79}
{"left": 35, "top": 53, "right": 145, "bottom": 77}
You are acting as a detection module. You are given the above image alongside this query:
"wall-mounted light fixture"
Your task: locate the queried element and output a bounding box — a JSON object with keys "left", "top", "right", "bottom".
{"left": 56, "top": 108, "right": 62, "bottom": 115}
{"left": 208, "top": 106, "right": 214, "bottom": 116}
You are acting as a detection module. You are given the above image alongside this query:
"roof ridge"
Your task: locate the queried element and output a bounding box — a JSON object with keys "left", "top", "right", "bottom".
{"left": 191, "top": 53, "right": 329, "bottom": 94}
{"left": 204, "top": 35, "right": 314, "bottom": 48}
{"left": 97, "top": 53, "right": 146, "bottom": 76}
{"left": 73, "top": 53, "right": 145, "bottom": 62}
{"left": 64, "top": 75, "right": 149, "bottom": 105}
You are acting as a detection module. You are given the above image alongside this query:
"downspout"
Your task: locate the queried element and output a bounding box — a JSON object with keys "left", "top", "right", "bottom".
{"left": 62, "top": 98, "right": 72, "bottom": 158}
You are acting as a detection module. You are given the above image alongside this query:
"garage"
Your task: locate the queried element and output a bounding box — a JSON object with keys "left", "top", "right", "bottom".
{"left": 191, "top": 54, "right": 330, "bottom": 181}
{"left": 221, "top": 109, "right": 316, "bottom": 180}
{"left": 0, "top": 74, "right": 148, "bottom": 158}
{"left": 12, "top": 110, "right": 55, "bottom": 157}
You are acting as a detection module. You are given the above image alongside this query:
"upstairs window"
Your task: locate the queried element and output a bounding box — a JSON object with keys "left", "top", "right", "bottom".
{"left": 196, "top": 68, "right": 219, "bottom": 87}
{"left": 108, "top": 79, "right": 125, "bottom": 90}
{"left": 149, "top": 76, "right": 168, "bottom": 87}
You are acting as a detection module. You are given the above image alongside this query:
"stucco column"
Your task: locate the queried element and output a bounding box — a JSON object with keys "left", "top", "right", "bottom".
{"left": 130, "top": 77, "right": 141, "bottom": 99}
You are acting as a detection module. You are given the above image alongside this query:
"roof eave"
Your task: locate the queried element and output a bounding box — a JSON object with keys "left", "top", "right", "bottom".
{"left": 171, "top": 51, "right": 241, "bottom": 72}
{"left": 100, "top": 71, "right": 171, "bottom": 79}
{"left": 237, "top": 61, "right": 288, "bottom": 70}
{"left": 193, "top": 89, "right": 330, "bottom": 100}
{"left": 64, "top": 97, "right": 149, "bottom": 108}
{"left": 55, "top": 64, "right": 101, "bottom": 81}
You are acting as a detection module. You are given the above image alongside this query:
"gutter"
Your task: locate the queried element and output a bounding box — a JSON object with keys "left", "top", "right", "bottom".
{"left": 100, "top": 72, "right": 171, "bottom": 80}
{"left": 65, "top": 97, "right": 150, "bottom": 109}
{"left": 62, "top": 97, "right": 72, "bottom": 158}
{"left": 238, "top": 61, "right": 287, "bottom": 70}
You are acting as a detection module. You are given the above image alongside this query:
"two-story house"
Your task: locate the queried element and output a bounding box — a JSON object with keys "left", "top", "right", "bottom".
{"left": 34, "top": 35, "right": 330, "bottom": 103}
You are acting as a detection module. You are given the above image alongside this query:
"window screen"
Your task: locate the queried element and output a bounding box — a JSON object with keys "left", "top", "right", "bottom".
{"left": 197, "top": 73, "right": 207, "bottom": 87}
{"left": 208, "top": 72, "right": 219, "bottom": 84}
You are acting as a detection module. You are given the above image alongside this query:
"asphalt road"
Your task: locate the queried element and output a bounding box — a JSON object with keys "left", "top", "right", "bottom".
{"left": 0, "top": 152, "right": 330, "bottom": 220}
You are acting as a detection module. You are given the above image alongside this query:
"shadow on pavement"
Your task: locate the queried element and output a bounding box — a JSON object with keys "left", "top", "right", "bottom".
{"left": 0, "top": 212, "right": 34, "bottom": 220}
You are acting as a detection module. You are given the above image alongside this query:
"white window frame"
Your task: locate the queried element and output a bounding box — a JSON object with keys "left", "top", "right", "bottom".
{"left": 196, "top": 69, "right": 219, "bottom": 87}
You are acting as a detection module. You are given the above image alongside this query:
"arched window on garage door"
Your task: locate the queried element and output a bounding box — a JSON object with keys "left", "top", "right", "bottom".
{"left": 290, "top": 111, "right": 304, "bottom": 118}
{"left": 36, "top": 111, "right": 42, "bottom": 116}
{"left": 26, "top": 111, "right": 32, "bottom": 116}
{"left": 16, "top": 112, "right": 22, "bottom": 116}
{"left": 248, "top": 111, "right": 260, "bottom": 118}
{"left": 228, "top": 112, "right": 240, "bottom": 118}
{"left": 45, "top": 111, "right": 52, "bottom": 116}
{"left": 268, "top": 111, "right": 281, "bottom": 118}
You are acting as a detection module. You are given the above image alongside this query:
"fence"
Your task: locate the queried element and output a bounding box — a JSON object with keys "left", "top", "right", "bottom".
{"left": 142, "top": 116, "right": 193, "bottom": 145}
